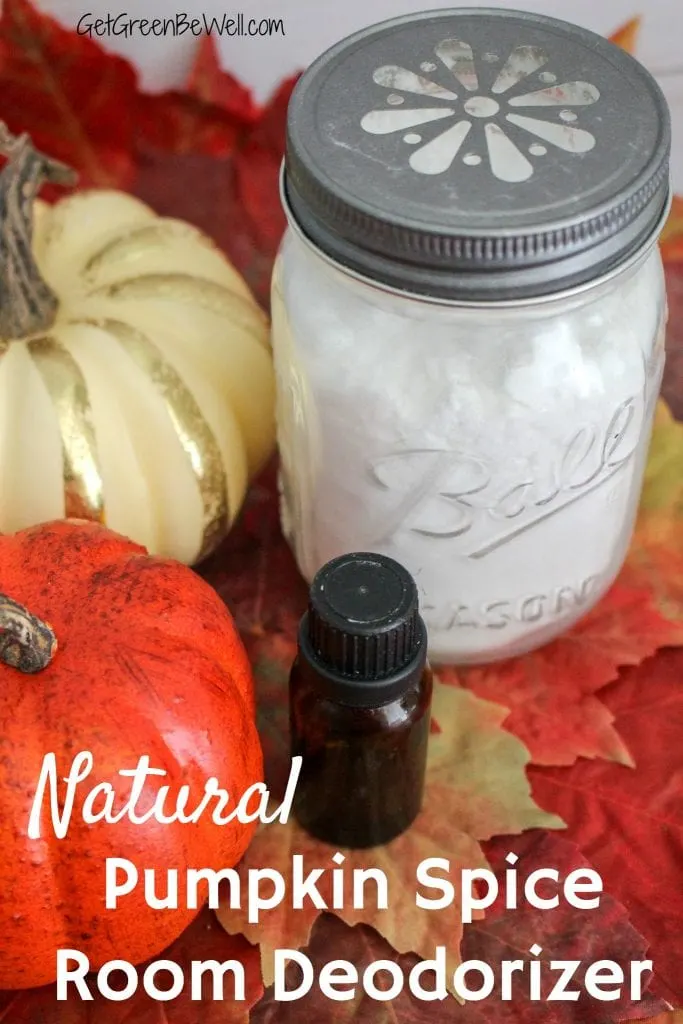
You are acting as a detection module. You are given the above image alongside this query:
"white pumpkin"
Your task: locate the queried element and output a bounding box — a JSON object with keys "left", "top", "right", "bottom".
{"left": 0, "top": 187, "right": 275, "bottom": 564}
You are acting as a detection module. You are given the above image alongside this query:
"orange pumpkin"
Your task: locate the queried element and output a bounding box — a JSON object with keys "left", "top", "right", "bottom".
{"left": 0, "top": 520, "right": 262, "bottom": 989}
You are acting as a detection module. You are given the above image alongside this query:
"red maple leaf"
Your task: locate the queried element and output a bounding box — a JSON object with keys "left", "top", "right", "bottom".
{"left": 186, "top": 35, "right": 259, "bottom": 124}
{"left": 531, "top": 647, "right": 683, "bottom": 1007}
{"left": 135, "top": 91, "right": 243, "bottom": 158}
{"left": 248, "top": 833, "right": 664, "bottom": 1023}
{"left": 0, "top": 0, "right": 138, "bottom": 191}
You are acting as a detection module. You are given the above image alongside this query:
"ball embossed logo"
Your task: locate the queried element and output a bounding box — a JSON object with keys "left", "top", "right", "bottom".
{"left": 360, "top": 40, "right": 599, "bottom": 182}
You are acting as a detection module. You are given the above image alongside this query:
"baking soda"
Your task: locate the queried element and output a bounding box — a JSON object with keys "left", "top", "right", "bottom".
{"left": 272, "top": 233, "right": 666, "bottom": 663}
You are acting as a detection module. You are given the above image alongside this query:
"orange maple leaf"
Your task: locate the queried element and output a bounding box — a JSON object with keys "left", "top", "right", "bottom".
{"left": 608, "top": 16, "right": 641, "bottom": 53}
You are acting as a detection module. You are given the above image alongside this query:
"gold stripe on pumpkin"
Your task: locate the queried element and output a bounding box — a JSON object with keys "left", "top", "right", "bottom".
{"left": 92, "top": 274, "right": 269, "bottom": 347}
{"left": 93, "top": 318, "right": 229, "bottom": 562}
{"left": 82, "top": 222, "right": 241, "bottom": 286}
{"left": 83, "top": 222, "right": 213, "bottom": 272}
{"left": 27, "top": 336, "right": 105, "bottom": 522}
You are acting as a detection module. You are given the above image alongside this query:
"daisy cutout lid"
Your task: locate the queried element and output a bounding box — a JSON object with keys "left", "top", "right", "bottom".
{"left": 284, "top": 7, "right": 671, "bottom": 300}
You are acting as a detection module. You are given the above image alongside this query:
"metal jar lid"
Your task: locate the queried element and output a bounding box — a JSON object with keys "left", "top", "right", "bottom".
{"left": 284, "top": 7, "right": 671, "bottom": 301}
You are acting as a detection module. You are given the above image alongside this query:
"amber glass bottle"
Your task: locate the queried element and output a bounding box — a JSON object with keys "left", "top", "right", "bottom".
{"left": 290, "top": 552, "right": 432, "bottom": 848}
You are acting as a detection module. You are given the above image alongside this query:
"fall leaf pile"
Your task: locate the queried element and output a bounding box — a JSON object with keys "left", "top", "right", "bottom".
{"left": 0, "top": 1, "right": 681, "bottom": 1022}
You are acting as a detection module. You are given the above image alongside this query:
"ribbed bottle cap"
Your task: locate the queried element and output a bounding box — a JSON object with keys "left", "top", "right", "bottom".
{"left": 299, "top": 552, "right": 427, "bottom": 707}
{"left": 284, "top": 7, "right": 671, "bottom": 301}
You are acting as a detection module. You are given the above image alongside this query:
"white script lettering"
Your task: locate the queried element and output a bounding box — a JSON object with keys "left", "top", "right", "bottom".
{"left": 28, "top": 752, "right": 302, "bottom": 840}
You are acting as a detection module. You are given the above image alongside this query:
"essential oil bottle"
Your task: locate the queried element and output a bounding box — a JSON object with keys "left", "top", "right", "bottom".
{"left": 290, "top": 551, "right": 432, "bottom": 848}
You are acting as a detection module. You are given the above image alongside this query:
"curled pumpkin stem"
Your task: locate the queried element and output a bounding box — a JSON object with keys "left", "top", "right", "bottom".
{"left": 0, "top": 123, "right": 77, "bottom": 341}
{"left": 0, "top": 594, "right": 57, "bottom": 673}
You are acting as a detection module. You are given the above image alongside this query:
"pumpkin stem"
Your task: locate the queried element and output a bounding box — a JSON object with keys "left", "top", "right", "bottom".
{"left": 0, "top": 124, "right": 77, "bottom": 342}
{"left": 0, "top": 594, "right": 57, "bottom": 673}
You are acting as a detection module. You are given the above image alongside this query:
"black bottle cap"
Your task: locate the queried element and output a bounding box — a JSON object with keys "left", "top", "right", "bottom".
{"left": 298, "top": 552, "right": 427, "bottom": 707}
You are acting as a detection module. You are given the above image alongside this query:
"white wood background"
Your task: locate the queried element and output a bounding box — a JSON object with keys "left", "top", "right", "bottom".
{"left": 39, "top": 0, "right": 683, "bottom": 189}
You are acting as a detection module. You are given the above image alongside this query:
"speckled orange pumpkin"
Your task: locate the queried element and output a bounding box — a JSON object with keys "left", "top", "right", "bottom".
{"left": 0, "top": 520, "right": 262, "bottom": 989}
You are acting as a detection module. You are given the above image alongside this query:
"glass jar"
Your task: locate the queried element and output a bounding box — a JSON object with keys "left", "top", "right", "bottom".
{"left": 272, "top": 8, "right": 671, "bottom": 664}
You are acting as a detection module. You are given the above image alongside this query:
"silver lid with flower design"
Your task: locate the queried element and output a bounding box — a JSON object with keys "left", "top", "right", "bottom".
{"left": 283, "top": 7, "right": 671, "bottom": 300}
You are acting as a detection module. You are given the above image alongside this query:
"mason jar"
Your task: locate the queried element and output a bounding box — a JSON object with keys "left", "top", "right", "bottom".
{"left": 271, "top": 8, "right": 671, "bottom": 665}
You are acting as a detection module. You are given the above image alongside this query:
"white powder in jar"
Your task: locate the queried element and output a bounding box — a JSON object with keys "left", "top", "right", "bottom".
{"left": 272, "top": 234, "right": 666, "bottom": 663}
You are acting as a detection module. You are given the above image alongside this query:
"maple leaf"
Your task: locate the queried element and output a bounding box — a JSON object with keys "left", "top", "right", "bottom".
{"left": 249, "top": 833, "right": 663, "bottom": 1023}
{"left": 608, "top": 17, "right": 641, "bottom": 53}
{"left": 135, "top": 91, "right": 242, "bottom": 158}
{"left": 437, "top": 399, "right": 683, "bottom": 768}
{"left": 0, "top": 0, "right": 138, "bottom": 190}
{"left": 530, "top": 647, "right": 683, "bottom": 1007}
{"left": 213, "top": 643, "right": 561, "bottom": 994}
{"left": 0, "top": 907, "right": 262, "bottom": 1022}
{"left": 186, "top": 34, "right": 259, "bottom": 124}
{"left": 470, "top": 832, "right": 665, "bottom": 1023}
